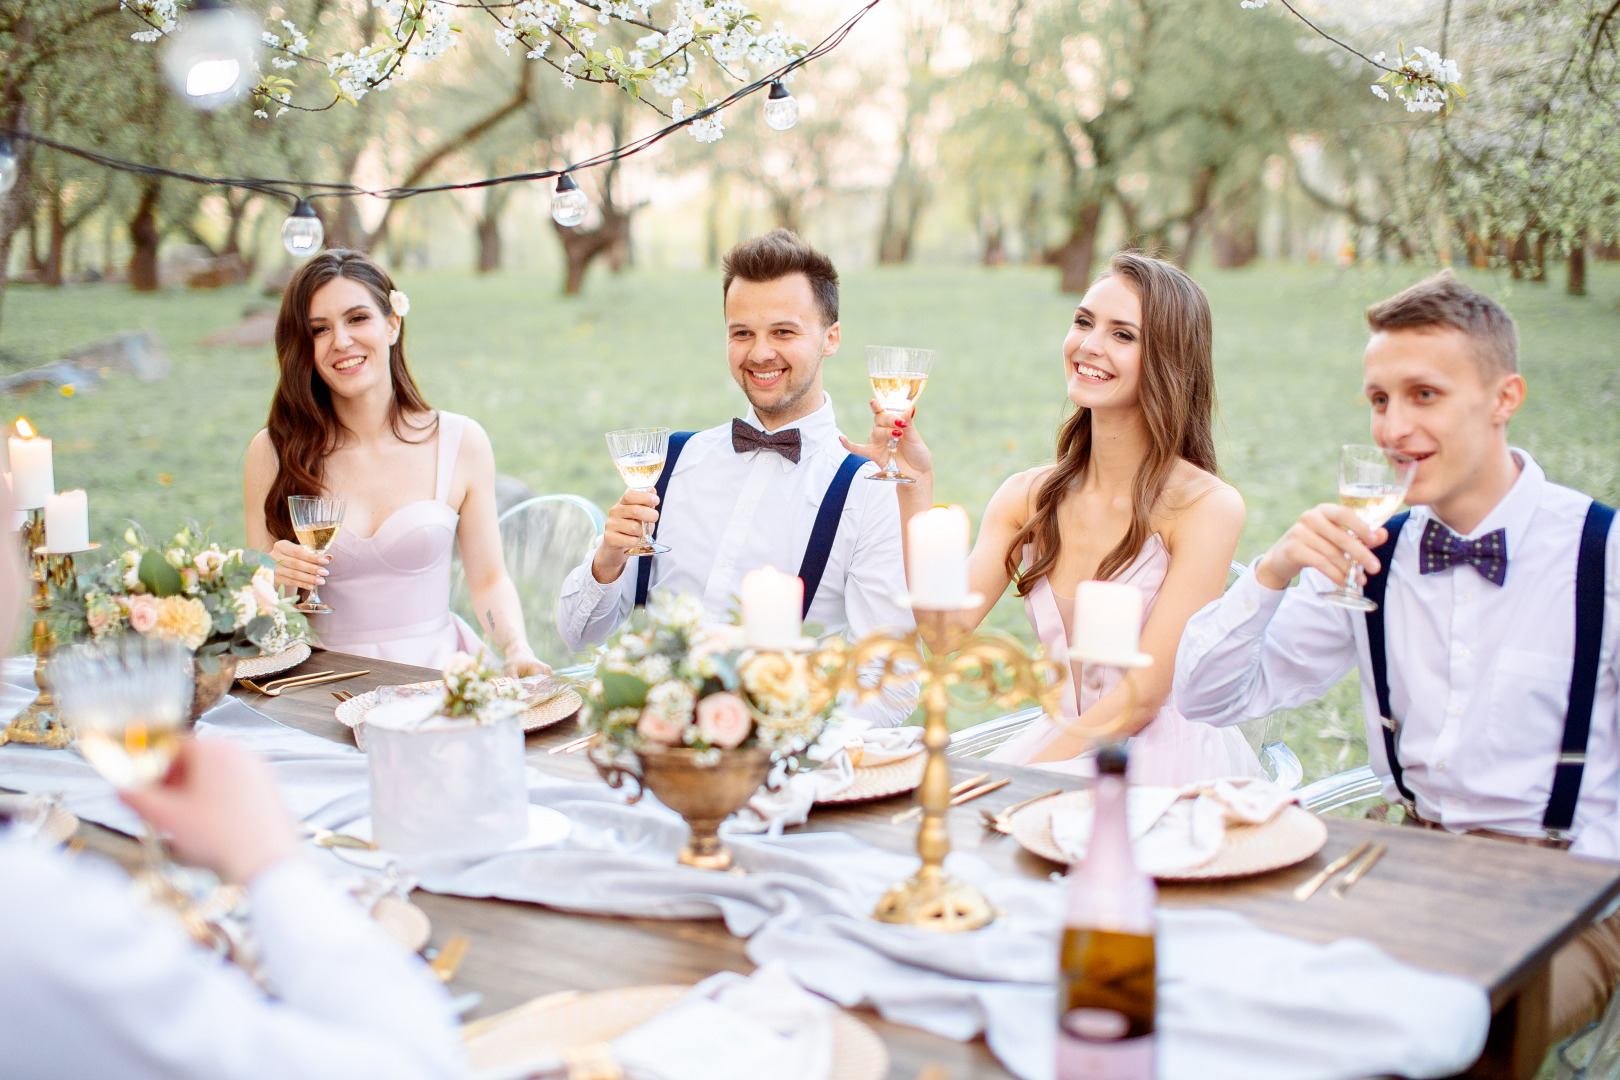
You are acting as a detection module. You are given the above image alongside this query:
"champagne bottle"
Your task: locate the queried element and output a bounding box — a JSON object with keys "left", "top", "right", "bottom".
{"left": 1057, "top": 743, "right": 1156, "bottom": 1079}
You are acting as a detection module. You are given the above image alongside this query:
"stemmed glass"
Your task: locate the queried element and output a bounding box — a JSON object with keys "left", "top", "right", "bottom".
{"left": 1320, "top": 444, "right": 1416, "bottom": 611}
{"left": 288, "top": 495, "right": 346, "bottom": 613}
{"left": 606, "top": 427, "right": 671, "bottom": 556}
{"left": 51, "top": 635, "right": 194, "bottom": 901}
{"left": 866, "top": 346, "right": 934, "bottom": 483}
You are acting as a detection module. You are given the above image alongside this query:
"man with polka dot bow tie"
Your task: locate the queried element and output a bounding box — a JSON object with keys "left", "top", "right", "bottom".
{"left": 1173, "top": 271, "right": 1619, "bottom": 1055}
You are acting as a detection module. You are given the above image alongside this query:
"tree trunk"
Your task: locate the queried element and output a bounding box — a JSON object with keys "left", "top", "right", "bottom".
{"left": 43, "top": 187, "right": 65, "bottom": 287}
{"left": 476, "top": 216, "right": 501, "bottom": 273}
{"left": 1530, "top": 233, "right": 1547, "bottom": 283}
{"left": 1048, "top": 201, "right": 1103, "bottom": 294}
{"left": 555, "top": 209, "right": 630, "bottom": 296}
{"left": 128, "top": 180, "right": 161, "bottom": 292}
{"left": 1212, "top": 224, "right": 1259, "bottom": 268}
{"left": 1508, "top": 233, "right": 1529, "bottom": 280}
{"left": 1568, "top": 244, "right": 1587, "bottom": 296}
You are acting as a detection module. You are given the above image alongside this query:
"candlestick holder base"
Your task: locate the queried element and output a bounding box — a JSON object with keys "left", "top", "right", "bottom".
{"left": 873, "top": 862, "right": 996, "bottom": 932}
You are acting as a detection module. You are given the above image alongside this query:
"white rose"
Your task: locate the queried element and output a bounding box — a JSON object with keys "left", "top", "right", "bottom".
{"left": 388, "top": 289, "right": 410, "bottom": 317}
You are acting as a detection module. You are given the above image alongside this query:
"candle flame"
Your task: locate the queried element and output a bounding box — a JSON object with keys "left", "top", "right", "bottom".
{"left": 14, "top": 417, "right": 34, "bottom": 439}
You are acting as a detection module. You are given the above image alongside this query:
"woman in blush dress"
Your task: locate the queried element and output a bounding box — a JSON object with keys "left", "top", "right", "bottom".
{"left": 243, "top": 249, "right": 546, "bottom": 675}
{"left": 844, "top": 251, "right": 1260, "bottom": 784}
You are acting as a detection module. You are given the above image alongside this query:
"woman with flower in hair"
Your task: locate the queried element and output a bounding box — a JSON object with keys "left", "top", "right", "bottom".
{"left": 846, "top": 250, "right": 1260, "bottom": 784}
{"left": 243, "top": 249, "right": 545, "bottom": 674}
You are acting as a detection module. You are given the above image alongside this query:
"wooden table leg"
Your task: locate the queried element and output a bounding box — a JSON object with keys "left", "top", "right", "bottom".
{"left": 1464, "top": 969, "right": 1552, "bottom": 1080}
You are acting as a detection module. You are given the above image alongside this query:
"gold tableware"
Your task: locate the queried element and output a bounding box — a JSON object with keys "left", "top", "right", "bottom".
{"left": 1293, "top": 839, "right": 1373, "bottom": 901}
{"left": 891, "top": 772, "right": 992, "bottom": 825}
{"left": 549, "top": 733, "right": 594, "bottom": 756}
{"left": 592, "top": 743, "right": 775, "bottom": 871}
{"left": 981, "top": 788, "right": 1065, "bottom": 833}
{"left": 1331, "top": 842, "right": 1387, "bottom": 899}
{"left": 238, "top": 669, "right": 335, "bottom": 694}
{"left": 332, "top": 690, "right": 353, "bottom": 702}
{"left": 948, "top": 776, "right": 1011, "bottom": 807}
{"left": 301, "top": 822, "right": 376, "bottom": 850}
{"left": 239, "top": 670, "right": 368, "bottom": 696}
{"left": 429, "top": 933, "right": 470, "bottom": 983}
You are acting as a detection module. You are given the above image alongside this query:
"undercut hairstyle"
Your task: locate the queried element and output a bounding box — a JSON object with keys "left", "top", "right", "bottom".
{"left": 1004, "top": 250, "right": 1219, "bottom": 593}
{"left": 721, "top": 228, "right": 839, "bottom": 328}
{"left": 264, "top": 249, "right": 434, "bottom": 542}
{"left": 1365, "top": 270, "right": 1519, "bottom": 375}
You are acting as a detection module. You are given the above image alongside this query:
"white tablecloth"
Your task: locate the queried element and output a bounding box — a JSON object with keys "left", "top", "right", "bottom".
{"left": 0, "top": 658, "right": 1489, "bottom": 1080}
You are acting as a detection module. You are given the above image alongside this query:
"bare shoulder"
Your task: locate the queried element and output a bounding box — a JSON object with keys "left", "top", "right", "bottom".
{"left": 1160, "top": 461, "right": 1244, "bottom": 537}
{"left": 455, "top": 415, "right": 494, "bottom": 458}
{"left": 244, "top": 428, "right": 278, "bottom": 474}
{"left": 987, "top": 464, "right": 1055, "bottom": 527}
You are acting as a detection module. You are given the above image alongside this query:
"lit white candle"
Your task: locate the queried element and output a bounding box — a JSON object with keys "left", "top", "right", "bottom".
{"left": 7, "top": 419, "right": 52, "bottom": 510}
{"left": 1070, "top": 580, "right": 1146, "bottom": 666}
{"left": 907, "top": 504, "right": 972, "bottom": 609}
{"left": 45, "top": 489, "right": 88, "bottom": 552}
{"left": 741, "top": 565, "right": 803, "bottom": 649}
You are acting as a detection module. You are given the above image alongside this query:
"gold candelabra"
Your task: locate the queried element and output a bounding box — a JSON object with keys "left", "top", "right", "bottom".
{"left": 0, "top": 511, "right": 93, "bottom": 749}
{"left": 806, "top": 605, "right": 1063, "bottom": 933}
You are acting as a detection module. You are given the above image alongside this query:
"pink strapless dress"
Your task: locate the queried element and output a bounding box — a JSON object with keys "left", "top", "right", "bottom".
{"left": 307, "top": 411, "right": 486, "bottom": 669}
{"left": 987, "top": 536, "right": 1262, "bottom": 785}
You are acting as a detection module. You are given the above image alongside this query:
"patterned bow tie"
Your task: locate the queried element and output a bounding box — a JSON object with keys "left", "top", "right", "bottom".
{"left": 1418, "top": 519, "right": 1509, "bottom": 586}
{"left": 731, "top": 418, "right": 802, "bottom": 464}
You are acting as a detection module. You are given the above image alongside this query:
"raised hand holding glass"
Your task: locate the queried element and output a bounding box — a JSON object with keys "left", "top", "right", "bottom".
{"left": 865, "top": 345, "right": 934, "bottom": 483}
{"left": 606, "top": 427, "right": 671, "bottom": 556}
{"left": 1320, "top": 444, "right": 1416, "bottom": 611}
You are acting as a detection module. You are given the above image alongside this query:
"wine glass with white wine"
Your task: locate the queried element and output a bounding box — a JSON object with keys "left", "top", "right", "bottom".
{"left": 51, "top": 635, "right": 194, "bottom": 902}
{"left": 287, "top": 495, "right": 346, "bottom": 614}
{"left": 605, "top": 427, "right": 671, "bottom": 556}
{"left": 1320, "top": 443, "right": 1417, "bottom": 611}
{"left": 865, "top": 345, "right": 934, "bottom": 483}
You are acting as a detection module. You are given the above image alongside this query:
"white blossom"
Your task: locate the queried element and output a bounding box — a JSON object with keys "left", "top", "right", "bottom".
{"left": 1370, "top": 83, "right": 1390, "bottom": 101}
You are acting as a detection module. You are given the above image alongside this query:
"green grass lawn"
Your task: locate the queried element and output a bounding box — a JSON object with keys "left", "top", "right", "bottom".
{"left": 2, "top": 258, "right": 1617, "bottom": 785}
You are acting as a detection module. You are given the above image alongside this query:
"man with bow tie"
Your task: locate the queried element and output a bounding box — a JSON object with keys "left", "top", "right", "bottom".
{"left": 558, "top": 229, "right": 915, "bottom": 724}
{"left": 1173, "top": 271, "right": 1619, "bottom": 1051}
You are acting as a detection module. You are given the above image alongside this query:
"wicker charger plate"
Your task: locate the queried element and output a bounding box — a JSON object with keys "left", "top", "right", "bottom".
{"left": 814, "top": 749, "right": 927, "bottom": 805}
{"left": 335, "top": 679, "right": 583, "bottom": 748}
{"left": 236, "top": 641, "right": 313, "bottom": 680}
{"left": 1010, "top": 790, "right": 1328, "bottom": 881}
{"left": 462, "top": 983, "right": 888, "bottom": 1080}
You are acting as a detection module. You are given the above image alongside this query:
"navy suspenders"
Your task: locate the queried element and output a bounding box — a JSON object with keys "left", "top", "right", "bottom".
{"left": 632, "top": 429, "right": 869, "bottom": 618}
{"left": 1365, "top": 502, "right": 1614, "bottom": 836}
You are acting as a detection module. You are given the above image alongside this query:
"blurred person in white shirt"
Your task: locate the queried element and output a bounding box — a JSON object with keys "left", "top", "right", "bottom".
{"left": 0, "top": 494, "right": 463, "bottom": 1078}
{"left": 1173, "top": 270, "right": 1619, "bottom": 1052}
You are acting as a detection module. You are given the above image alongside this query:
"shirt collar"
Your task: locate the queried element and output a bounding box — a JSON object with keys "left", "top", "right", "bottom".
{"left": 741, "top": 393, "right": 839, "bottom": 471}
{"left": 1411, "top": 447, "right": 1544, "bottom": 554}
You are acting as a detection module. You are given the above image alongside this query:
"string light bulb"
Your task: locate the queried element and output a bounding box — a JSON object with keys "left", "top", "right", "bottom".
{"left": 162, "top": 0, "right": 259, "bottom": 110}
{"left": 281, "top": 199, "right": 324, "bottom": 257}
{"left": 551, "top": 173, "right": 588, "bottom": 228}
{"left": 763, "top": 81, "right": 798, "bottom": 131}
{"left": 0, "top": 138, "right": 18, "bottom": 197}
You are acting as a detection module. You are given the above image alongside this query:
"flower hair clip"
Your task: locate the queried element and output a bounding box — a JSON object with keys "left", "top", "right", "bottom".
{"left": 389, "top": 289, "right": 410, "bottom": 318}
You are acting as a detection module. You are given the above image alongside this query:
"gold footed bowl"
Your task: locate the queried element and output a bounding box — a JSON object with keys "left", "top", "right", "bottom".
{"left": 188, "top": 654, "right": 240, "bottom": 726}
{"left": 593, "top": 743, "right": 774, "bottom": 871}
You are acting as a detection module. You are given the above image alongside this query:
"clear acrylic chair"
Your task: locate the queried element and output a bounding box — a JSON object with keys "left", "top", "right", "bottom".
{"left": 452, "top": 493, "right": 606, "bottom": 677}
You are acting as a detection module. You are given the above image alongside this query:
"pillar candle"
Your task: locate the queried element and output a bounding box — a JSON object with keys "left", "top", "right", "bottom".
{"left": 8, "top": 420, "right": 52, "bottom": 509}
{"left": 45, "top": 489, "right": 88, "bottom": 552}
{"left": 741, "top": 565, "right": 803, "bottom": 649}
{"left": 1070, "top": 580, "right": 1144, "bottom": 665}
{"left": 907, "top": 504, "right": 971, "bottom": 609}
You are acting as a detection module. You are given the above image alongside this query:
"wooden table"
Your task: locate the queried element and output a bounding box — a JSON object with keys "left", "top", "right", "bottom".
{"left": 111, "top": 650, "right": 1620, "bottom": 1078}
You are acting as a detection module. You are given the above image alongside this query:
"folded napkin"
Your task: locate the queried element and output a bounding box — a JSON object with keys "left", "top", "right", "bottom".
{"left": 728, "top": 719, "right": 922, "bottom": 835}
{"left": 1052, "top": 778, "right": 1298, "bottom": 876}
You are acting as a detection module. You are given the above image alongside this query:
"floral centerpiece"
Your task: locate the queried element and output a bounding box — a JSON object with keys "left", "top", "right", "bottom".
{"left": 44, "top": 523, "right": 310, "bottom": 719}
{"left": 366, "top": 651, "right": 532, "bottom": 856}
{"left": 47, "top": 523, "right": 308, "bottom": 669}
{"left": 579, "top": 593, "right": 835, "bottom": 871}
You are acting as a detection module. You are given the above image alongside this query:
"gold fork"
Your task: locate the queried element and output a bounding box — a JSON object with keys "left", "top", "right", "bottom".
{"left": 428, "top": 933, "right": 470, "bottom": 983}
{"left": 891, "top": 772, "right": 992, "bottom": 824}
{"left": 239, "top": 670, "right": 369, "bottom": 696}
{"left": 981, "top": 788, "right": 1064, "bottom": 834}
{"left": 239, "top": 669, "right": 333, "bottom": 693}
{"left": 332, "top": 690, "right": 354, "bottom": 702}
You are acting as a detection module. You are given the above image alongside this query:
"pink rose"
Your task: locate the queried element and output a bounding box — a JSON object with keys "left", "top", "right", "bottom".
{"left": 696, "top": 692, "right": 753, "bottom": 749}
{"left": 127, "top": 594, "right": 159, "bottom": 634}
{"left": 637, "top": 705, "right": 688, "bottom": 746}
{"left": 86, "top": 606, "right": 110, "bottom": 633}
{"left": 250, "top": 566, "right": 279, "bottom": 612}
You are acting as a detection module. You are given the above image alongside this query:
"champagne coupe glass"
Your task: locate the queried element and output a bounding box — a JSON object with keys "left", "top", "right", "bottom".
{"left": 51, "top": 635, "right": 193, "bottom": 902}
{"left": 865, "top": 346, "right": 935, "bottom": 483}
{"left": 1320, "top": 443, "right": 1417, "bottom": 611}
{"left": 287, "top": 496, "right": 346, "bottom": 614}
{"left": 605, "top": 427, "right": 671, "bottom": 556}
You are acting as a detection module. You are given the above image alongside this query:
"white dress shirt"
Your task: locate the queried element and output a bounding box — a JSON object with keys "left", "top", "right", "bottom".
{"left": 558, "top": 394, "right": 916, "bottom": 725}
{"left": 0, "top": 839, "right": 463, "bottom": 1080}
{"left": 1173, "top": 450, "right": 1620, "bottom": 858}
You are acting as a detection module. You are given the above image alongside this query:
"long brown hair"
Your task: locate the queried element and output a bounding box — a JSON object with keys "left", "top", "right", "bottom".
{"left": 1004, "top": 250, "right": 1218, "bottom": 595}
{"left": 264, "top": 249, "right": 434, "bottom": 541}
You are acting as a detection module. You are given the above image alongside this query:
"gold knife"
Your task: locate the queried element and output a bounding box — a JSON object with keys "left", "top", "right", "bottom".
{"left": 1293, "top": 839, "right": 1373, "bottom": 901}
{"left": 891, "top": 772, "right": 992, "bottom": 824}
{"left": 1331, "top": 842, "right": 1387, "bottom": 899}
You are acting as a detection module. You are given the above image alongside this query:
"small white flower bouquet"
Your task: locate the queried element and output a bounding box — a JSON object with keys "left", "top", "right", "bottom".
{"left": 579, "top": 592, "right": 831, "bottom": 760}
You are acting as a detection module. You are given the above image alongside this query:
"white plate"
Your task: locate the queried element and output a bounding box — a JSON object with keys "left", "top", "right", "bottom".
{"left": 327, "top": 804, "right": 572, "bottom": 870}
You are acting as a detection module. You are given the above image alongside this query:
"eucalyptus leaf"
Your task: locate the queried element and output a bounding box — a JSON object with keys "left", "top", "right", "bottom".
{"left": 138, "top": 549, "right": 184, "bottom": 597}
{"left": 600, "top": 670, "right": 650, "bottom": 710}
